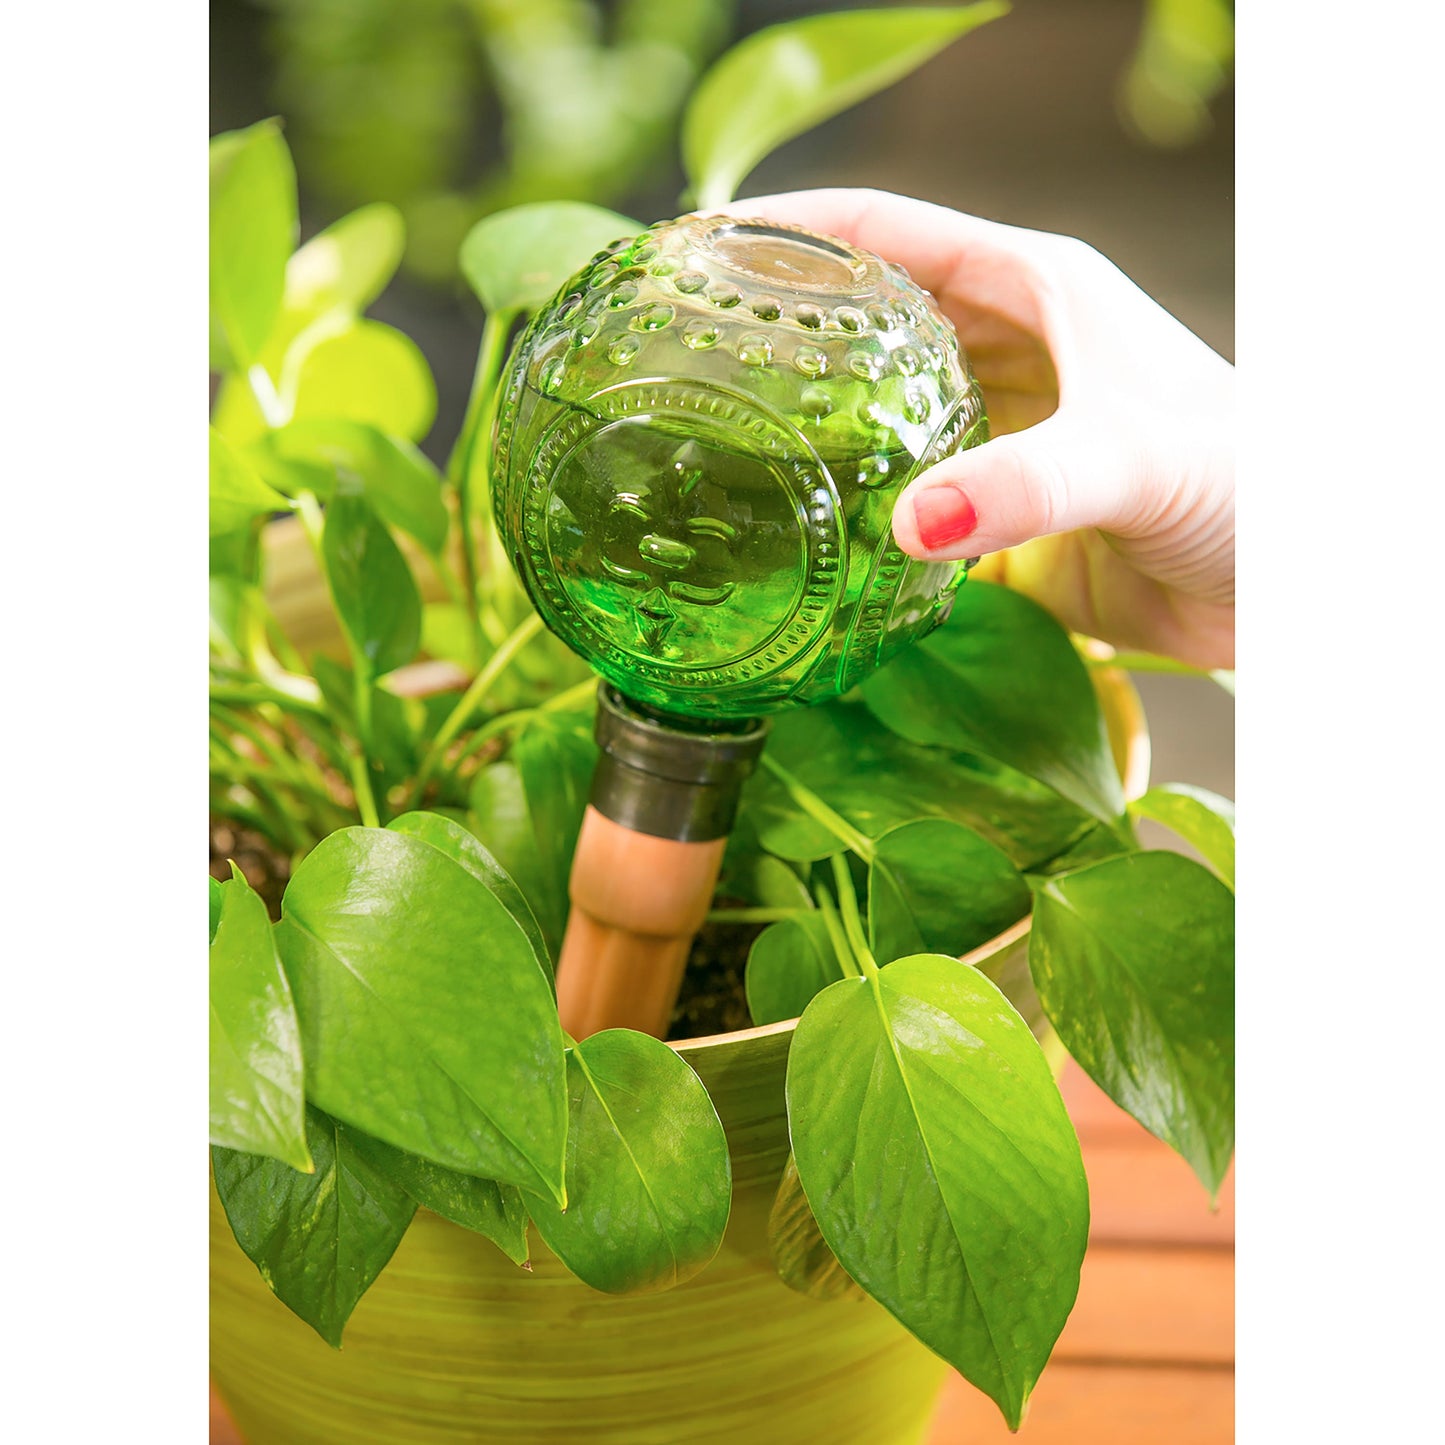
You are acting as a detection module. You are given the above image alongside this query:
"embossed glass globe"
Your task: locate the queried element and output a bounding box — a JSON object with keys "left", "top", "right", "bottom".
{"left": 492, "top": 214, "right": 989, "bottom": 721}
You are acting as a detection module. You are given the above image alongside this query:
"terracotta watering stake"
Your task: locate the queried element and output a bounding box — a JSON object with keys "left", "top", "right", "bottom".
{"left": 555, "top": 687, "right": 767, "bottom": 1039}
{"left": 491, "top": 214, "right": 992, "bottom": 1039}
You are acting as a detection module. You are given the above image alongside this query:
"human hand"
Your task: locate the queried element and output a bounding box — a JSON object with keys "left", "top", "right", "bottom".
{"left": 719, "top": 190, "right": 1235, "bottom": 670}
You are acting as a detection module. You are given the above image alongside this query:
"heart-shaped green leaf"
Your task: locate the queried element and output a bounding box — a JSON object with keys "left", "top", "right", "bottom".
{"left": 212, "top": 1107, "right": 415, "bottom": 1348}
{"left": 1129, "top": 784, "right": 1235, "bottom": 890}
{"left": 287, "top": 318, "right": 437, "bottom": 442}
{"left": 787, "top": 953, "right": 1088, "bottom": 1429}
{"left": 682, "top": 5, "right": 1009, "bottom": 208}
{"left": 209, "top": 865, "right": 311, "bottom": 1172}
{"left": 261, "top": 419, "right": 447, "bottom": 555}
{"left": 526, "top": 1030, "right": 732, "bottom": 1295}
{"left": 1030, "top": 851, "right": 1234, "bottom": 1196}
{"left": 321, "top": 494, "right": 421, "bottom": 679}
{"left": 344, "top": 1128, "right": 529, "bottom": 1267}
{"left": 862, "top": 581, "right": 1125, "bottom": 825}
{"left": 209, "top": 428, "right": 288, "bottom": 538}
{"left": 869, "top": 818, "right": 1031, "bottom": 963}
{"left": 745, "top": 913, "right": 841, "bottom": 1026}
{"left": 210, "top": 119, "right": 297, "bottom": 372}
{"left": 459, "top": 202, "right": 641, "bottom": 317}
{"left": 387, "top": 810, "right": 553, "bottom": 990}
{"left": 277, "top": 827, "right": 568, "bottom": 1201}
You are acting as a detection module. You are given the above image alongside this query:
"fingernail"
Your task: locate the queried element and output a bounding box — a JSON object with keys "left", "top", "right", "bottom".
{"left": 912, "top": 484, "right": 978, "bottom": 551}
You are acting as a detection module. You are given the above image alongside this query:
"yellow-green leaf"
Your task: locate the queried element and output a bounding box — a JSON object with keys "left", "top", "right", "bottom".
{"left": 210, "top": 119, "right": 297, "bottom": 371}
{"left": 682, "top": 5, "right": 1009, "bottom": 209}
{"left": 459, "top": 202, "right": 641, "bottom": 318}
{"left": 288, "top": 319, "right": 436, "bottom": 442}
{"left": 209, "top": 866, "right": 311, "bottom": 1172}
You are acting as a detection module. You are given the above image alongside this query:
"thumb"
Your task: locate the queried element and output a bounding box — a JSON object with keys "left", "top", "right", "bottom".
{"left": 891, "top": 413, "right": 1140, "bottom": 560}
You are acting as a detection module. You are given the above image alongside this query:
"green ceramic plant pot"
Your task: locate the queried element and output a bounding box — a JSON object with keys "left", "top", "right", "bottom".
{"left": 211, "top": 524, "right": 1150, "bottom": 1444}
{"left": 211, "top": 1019, "right": 951, "bottom": 1444}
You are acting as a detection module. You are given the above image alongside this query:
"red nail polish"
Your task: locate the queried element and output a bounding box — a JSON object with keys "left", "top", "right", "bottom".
{"left": 913, "top": 485, "right": 978, "bottom": 551}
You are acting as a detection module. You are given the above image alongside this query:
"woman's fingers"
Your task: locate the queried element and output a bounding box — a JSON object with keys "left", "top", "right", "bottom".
{"left": 892, "top": 412, "right": 1142, "bottom": 560}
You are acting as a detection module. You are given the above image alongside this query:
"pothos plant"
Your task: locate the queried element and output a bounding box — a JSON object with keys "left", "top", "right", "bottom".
{"left": 209, "top": 5, "right": 1233, "bottom": 1431}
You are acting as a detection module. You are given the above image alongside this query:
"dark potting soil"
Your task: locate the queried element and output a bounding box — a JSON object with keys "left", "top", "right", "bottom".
{"left": 665, "top": 907, "right": 766, "bottom": 1042}
{"left": 208, "top": 816, "right": 760, "bottom": 1038}
{"left": 211, "top": 818, "right": 290, "bottom": 919}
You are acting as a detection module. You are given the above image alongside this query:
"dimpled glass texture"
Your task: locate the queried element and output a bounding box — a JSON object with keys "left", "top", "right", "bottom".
{"left": 492, "top": 214, "right": 989, "bottom": 721}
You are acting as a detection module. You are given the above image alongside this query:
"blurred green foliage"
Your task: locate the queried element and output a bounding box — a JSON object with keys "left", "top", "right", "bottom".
{"left": 247, "top": 0, "right": 1231, "bottom": 287}
{"left": 257, "top": 0, "right": 735, "bottom": 282}
{"left": 1118, "top": 0, "right": 1234, "bottom": 147}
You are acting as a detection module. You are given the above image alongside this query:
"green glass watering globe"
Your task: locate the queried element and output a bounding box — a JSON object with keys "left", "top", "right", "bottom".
{"left": 492, "top": 213, "right": 989, "bottom": 725}
{"left": 492, "top": 213, "right": 992, "bottom": 1037}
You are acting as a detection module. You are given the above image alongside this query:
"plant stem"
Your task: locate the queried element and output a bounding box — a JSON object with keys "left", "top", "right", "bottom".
{"left": 211, "top": 766, "right": 313, "bottom": 855}
{"left": 209, "top": 681, "right": 326, "bottom": 716}
{"left": 705, "top": 906, "right": 806, "bottom": 925}
{"left": 761, "top": 755, "right": 877, "bottom": 862}
{"left": 210, "top": 703, "right": 350, "bottom": 831}
{"left": 210, "top": 792, "right": 298, "bottom": 852}
{"left": 813, "top": 888, "right": 862, "bottom": 980}
{"left": 448, "top": 309, "right": 514, "bottom": 659}
{"left": 348, "top": 754, "right": 381, "bottom": 828}
{"left": 538, "top": 676, "right": 602, "bottom": 715}
{"left": 351, "top": 666, "right": 386, "bottom": 826}
{"left": 408, "top": 611, "right": 545, "bottom": 806}
{"left": 430, "top": 675, "right": 599, "bottom": 792}
{"left": 246, "top": 365, "right": 287, "bottom": 428}
{"left": 830, "top": 854, "right": 880, "bottom": 981}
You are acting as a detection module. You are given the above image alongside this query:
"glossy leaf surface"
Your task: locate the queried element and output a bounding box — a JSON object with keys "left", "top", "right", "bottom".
{"left": 345, "top": 1128, "right": 529, "bottom": 1266}
{"left": 1130, "top": 783, "right": 1235, "bottom": 890}
{"left": 289, "top": 319, "right": 436, "bottom": 442}
{"left": 388, "top": 810, "right": 553, "bottom": 990}
{"left": 861, "top": 582, "right": 1125, "bottom": 825}
{"left": 527, "top": 1030, "right": 732, "bottom": 1294}
{"left": 209, "top": 866, "right": 311, "bottom": 1172}
{"left": 1030, "top": 851, "right": 1234, "bottom": 1195}
{"left": 209, "top": 429, "right": 288, "bottom": 537}
{"left": 321, "top": 494, "right": 421, "bottom": 679}
{"left": 212, "top": 1107, "right": 415, "bottom": 1347}
{"left": 209, "top": 119, "right": 296, "bottom": 371}
{"left": 726, "top": 848, "right": 813, "bottom": 911}
{"left": 745, "top": 913, "right": 840, "bottom": 1026}
{"left": 209, "top": 876, "right": 224, "bottom": 942}
{"left": 787, "top": 953, "right": 1088, "bottom": 1428}
{"left": 869, "top": 818, "right": 1030, "bottom": 964}
{"left": 459, "top": 202, "right": 641, "bottom": 317}
{"left": 263, "top": 420, "right": 447, "bottom": 554}
{"left": 741, "top": 699, "right": 1095, "bottom": 869}
{"left": 277, "top": 827, "right": 567, "bottom": 1200}
{"left": 683, "top": 5, "right": 1008, "bottom": 208}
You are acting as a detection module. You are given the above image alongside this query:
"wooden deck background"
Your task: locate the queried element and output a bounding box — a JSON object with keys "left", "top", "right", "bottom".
{"left": 212, "top": 1061, "right": 1233, "bottom": 1444}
